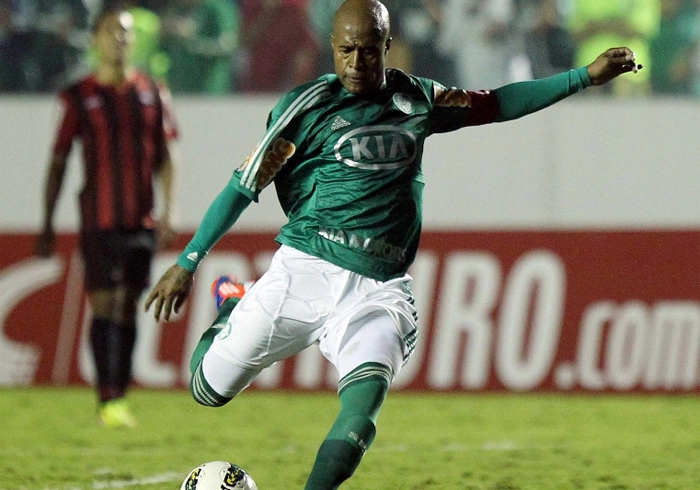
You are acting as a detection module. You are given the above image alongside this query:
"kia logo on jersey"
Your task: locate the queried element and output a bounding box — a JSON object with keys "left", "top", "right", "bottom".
{"left": 334, "top": 125, "right": 417, "bottom": 170}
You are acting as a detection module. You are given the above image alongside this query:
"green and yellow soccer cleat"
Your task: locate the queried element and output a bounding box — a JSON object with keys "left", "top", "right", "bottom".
{"left": 98, "top": 399, "right": 137, "bottom": 428}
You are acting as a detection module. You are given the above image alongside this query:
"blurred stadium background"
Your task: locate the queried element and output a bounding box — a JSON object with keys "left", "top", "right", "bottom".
{"left": 1, "top": 0, "right": 699, "bottom": 394}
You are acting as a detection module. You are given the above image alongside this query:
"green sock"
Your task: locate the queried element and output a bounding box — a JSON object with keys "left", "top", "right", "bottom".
{"left": 304, "top": 363, "right": 391, "bottom": 490}
{"left": 189, "top": 297, "right": 240, "bottom": 374}
{"left": 190, "top": 359, "right": 231, "bottom": 407}
{"left": 304, "top": 440, "right": 363, "bottom": 490}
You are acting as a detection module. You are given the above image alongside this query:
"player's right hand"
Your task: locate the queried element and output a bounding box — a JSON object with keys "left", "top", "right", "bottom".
{"left": 144, "top": 263, "right": 194, "bottom": 321}
{"left": 34, "top": 228, "right": 55, "bottom": 257}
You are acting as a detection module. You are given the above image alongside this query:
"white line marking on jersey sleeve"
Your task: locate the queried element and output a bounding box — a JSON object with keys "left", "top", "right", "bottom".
{"left": 240, "top": 81, "right": 329, "bottom": 191}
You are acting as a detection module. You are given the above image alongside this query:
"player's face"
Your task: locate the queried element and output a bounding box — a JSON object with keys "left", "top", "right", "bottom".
{"left": 331, "top": 17, "right": 390, "bottom": 95}
{"left": 93, "top": 12, "right": 135, "bottom": 66}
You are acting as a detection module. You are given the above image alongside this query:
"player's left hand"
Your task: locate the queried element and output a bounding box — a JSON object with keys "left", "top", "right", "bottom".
{"left": 144, "top": 263, "right": 194, "bottom": 321}
{"left": 587, "top": 47, "right": 642, "bottom": 86}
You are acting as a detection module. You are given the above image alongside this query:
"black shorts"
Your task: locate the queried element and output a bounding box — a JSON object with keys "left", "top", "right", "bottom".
{"left": 80, "top": 229, "right": 156, "bottom": 291}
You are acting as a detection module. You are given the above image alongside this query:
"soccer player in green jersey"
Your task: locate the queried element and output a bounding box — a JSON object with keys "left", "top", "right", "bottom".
{"left": 145, "top": 0, "right": 641, "bottom": 487}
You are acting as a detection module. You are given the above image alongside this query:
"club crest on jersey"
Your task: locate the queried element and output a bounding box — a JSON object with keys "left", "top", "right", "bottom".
{"left": 393, "top": 93, "right": 413, "bottom": 114}
{"left": 84, "top": 96, "right": 101, "bottom": 110}
{"left": 138, "top": 90, "right": 154, "bottom": 105}
{"left": 334, "top": 125, "right": 417, "bottom": 170}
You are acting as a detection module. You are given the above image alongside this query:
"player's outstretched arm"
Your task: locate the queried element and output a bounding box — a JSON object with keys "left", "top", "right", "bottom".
{"left": 144, "top": 264, "right": 194, "bottom": 321}
{"left": 467, "top": 46, "right": 641, "bottom": 125}
{"left": 587, "top": 47, "right": 641, "bottom": 86}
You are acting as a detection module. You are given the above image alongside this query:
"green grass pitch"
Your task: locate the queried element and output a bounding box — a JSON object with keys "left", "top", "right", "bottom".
{"left": 2, "top": 387, "right": 700, "bottom": 489}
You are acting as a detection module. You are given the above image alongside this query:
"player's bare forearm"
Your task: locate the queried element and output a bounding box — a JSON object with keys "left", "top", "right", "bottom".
{"left": 158, "top": 144, "right": 177, "bottom": 221}
{"left": 43, "top": 153, "right": 69, "bottom": 226}
{"left": 587, "top": 47, "right": 642, "bottom": 86}
{"left": 156, "top": 144, "right": 178, "bottom": 250}
{"left": 36, "top": 152, "right": 69, "bottom": 257}
{"left": 144, "top": 264, "right": 194, "bottom": 321}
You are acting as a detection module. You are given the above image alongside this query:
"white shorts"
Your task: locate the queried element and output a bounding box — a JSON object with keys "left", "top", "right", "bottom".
{"left": 202, "top": 245, "right": 418, "bottom": 397}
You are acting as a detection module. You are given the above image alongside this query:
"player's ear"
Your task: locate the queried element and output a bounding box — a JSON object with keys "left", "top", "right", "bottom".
{"left": 384, "top": 37, "right": 392, "bottom": 55}
{"left": 330, "top": 34, "right": 335, "bottom": 50}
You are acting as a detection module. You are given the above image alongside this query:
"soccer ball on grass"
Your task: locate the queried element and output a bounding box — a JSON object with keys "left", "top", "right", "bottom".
{"left": 180, "top": 461, "right": 258, "bottom": 490}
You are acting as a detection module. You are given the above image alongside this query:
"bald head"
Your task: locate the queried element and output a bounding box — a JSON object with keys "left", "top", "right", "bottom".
{"left": 332, "top": 0, "right": 390, "bottom": 42}
{"left": 331, "top": 0, "right": 392, "bottom": 95}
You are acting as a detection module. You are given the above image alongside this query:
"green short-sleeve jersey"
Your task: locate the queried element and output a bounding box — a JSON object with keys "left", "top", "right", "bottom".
{"left": 177, "top": 66, "right": 589, "bottom": 275}
{"left": 231, "top": 69, "right": 461, "bottom": 281}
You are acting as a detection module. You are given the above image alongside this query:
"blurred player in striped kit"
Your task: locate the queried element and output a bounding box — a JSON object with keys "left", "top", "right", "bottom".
{"left": 145, "top": 0, "right": 640, "bottom": 486}
{"left": 36, "top": 5, "right": 178, "bottom": 428}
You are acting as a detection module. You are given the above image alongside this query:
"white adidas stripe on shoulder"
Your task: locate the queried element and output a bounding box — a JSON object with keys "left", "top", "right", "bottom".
{"left": 240, "top": 81, "right": 329, "bottom": 191}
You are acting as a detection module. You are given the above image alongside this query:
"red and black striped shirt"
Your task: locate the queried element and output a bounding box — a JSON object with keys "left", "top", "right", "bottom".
{"left": 53, "top": 71, "right": 178, "bottom": 232}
